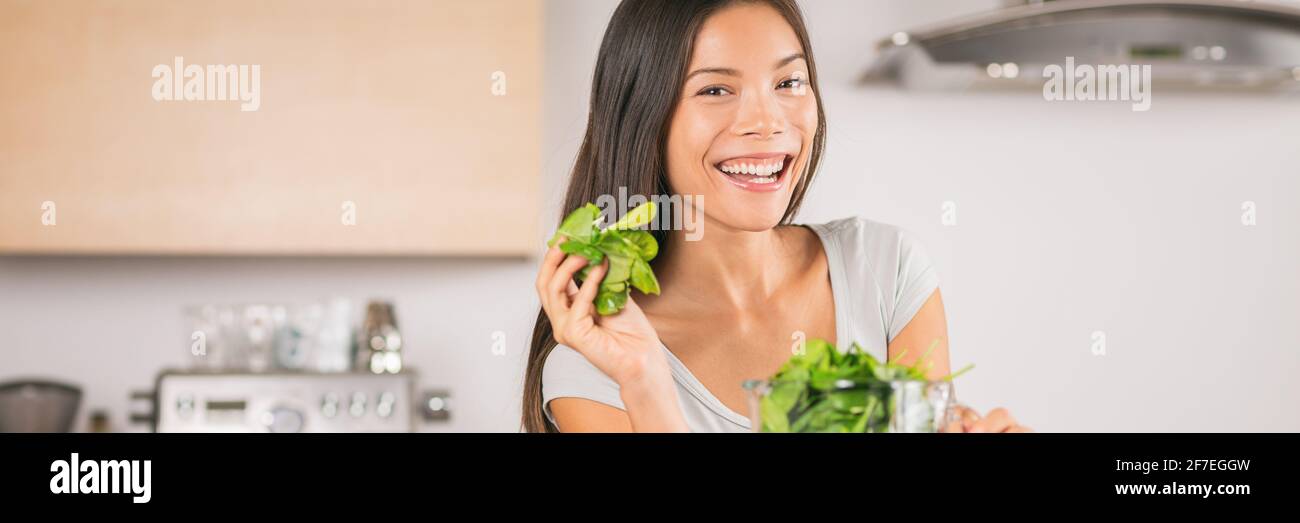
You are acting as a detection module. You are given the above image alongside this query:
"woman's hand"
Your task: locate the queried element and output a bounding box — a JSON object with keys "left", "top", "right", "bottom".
{"left": 944, "top": 405, "right": 1033, "bottom": 433}
{"left": 535, "top": 238, "right": 667, "bottom": 388}
{"left": 537, "top": 239, "right": 688, "bottom": 432}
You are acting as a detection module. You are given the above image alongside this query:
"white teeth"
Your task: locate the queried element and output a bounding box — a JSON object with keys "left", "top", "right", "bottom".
{"left": 718, "top": 158, "right": 788, "bottom": 177}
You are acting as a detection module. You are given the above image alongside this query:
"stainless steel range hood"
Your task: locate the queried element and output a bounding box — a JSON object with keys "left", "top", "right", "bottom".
{"left": 863, "top": 0, "right": 1300, "bottom": 91}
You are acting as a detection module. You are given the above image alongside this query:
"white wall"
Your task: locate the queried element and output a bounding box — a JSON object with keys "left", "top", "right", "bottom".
{"left": 3, "top": 0, "right": 1296, "bottom": 432}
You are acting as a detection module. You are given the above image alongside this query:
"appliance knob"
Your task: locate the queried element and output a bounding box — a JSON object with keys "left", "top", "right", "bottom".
{"left": 176, "top": 395, "right": 196, "bottom": 418}
{"left": 376, "top": 392, "right": 395, "bottom": 418}
{"left": 262, "top": 406, "right": 305, "bottom": 433}
{"left": 349, "top": 392, "right": 367, "bottom": 417}
{"left": 321, "top": 392, "right": 339, "bottom": 418}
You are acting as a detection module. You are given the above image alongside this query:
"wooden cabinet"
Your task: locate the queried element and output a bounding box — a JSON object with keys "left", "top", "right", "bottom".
{"left": 0, "top": 0, "right": 540, "bottom": 256}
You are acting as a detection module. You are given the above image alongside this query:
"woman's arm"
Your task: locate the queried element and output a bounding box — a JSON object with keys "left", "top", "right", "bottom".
{"left": 890, "top": 288, "right": 1031, "bottom": 433}
{"left": 549, "top": 399, "right": 632, "bottom": 432}
{"left": 550, "top": 367, "right": 688, "bottom": 433}
{"left": 887, "top": 288, "right": 951, "bottom": 379}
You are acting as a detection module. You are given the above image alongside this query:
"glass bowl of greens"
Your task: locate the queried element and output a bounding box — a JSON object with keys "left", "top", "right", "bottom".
{"left": 743, "top": 377, "right": 958, "bottom": 433}
{"left": 741, "top": 339, "right": 969, "bottom": 433}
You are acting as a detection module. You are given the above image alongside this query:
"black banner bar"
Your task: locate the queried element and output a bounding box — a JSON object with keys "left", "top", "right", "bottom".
{"left": 1, "top": 433, "right": 1293, "bottom": 511}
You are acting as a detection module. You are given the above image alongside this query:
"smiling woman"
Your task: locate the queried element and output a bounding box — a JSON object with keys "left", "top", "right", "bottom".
{"left": 523, "top": 0, "right": 1029, "bottom": 434}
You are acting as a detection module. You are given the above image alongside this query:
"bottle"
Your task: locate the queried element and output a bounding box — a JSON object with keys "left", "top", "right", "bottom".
{"left": 357, "top": 301, "right": 403, "bottom": 374}
{"left": 88, "top": 409, "right": 111, "bottom": 433}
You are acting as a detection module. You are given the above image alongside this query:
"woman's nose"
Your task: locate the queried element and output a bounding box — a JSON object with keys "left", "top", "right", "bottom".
{"left": 731, "top": 89, "right": 787, "bottom": 139}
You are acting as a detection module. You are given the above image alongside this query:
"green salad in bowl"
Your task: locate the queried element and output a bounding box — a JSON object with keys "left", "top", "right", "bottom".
{"left": 742, "top": 338, "right": 972, "bottom": 433}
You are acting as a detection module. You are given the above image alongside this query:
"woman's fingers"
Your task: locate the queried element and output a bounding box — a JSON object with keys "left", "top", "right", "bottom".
{"left": 949, "top": 404, "right": 979, "bottom": 432}
{"left": 536, "top": 234, "right": 614, "bottom": 349}
{"left": 569, "top": 261, "right": 607, "bottom": 318}
{"left": 546, "top": 254, "right": 591, "bottom": 314}
{"left": 968, "top": 407, "right": 1016, "bottom": 433}
{"left": 943, "top": 405, "right": 1030, "bottom": 433}
{"left": 985, "top": 407, "right": 1017, "bottom": 432}
{"left": 535, "top": 243, "right": 567, "bottom": 311}
{"left": 940, "top": 404, "right": 975, "bottom": 433}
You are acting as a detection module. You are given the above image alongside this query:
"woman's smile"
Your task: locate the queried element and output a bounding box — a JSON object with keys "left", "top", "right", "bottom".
{"left": 712, "top": 152, "right": 797, "bottom": 192}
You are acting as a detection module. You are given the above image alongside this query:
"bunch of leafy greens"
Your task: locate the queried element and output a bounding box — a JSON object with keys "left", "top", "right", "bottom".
{"left": 755, "top": 338, "right": 973, "bottom": 433}
{"left": 547, "top": 202, "right": 660, "bottom": 315}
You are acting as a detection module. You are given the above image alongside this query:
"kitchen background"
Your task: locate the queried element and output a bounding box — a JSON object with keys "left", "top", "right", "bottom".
{"left": 1, "top": 0, "right": 1297, "bottom": 432}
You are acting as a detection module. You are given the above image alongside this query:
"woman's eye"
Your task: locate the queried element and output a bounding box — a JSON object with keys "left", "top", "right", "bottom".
{"left": 778, "top": 78, "right": 805, "bottom": 90}
{"left": 697, "top": 86, "right": 731, "bottom": 96}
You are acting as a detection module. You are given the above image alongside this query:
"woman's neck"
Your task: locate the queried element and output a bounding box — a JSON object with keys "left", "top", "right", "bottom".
{"left": 654, "top": 215, "right": 811, "bottom": 311}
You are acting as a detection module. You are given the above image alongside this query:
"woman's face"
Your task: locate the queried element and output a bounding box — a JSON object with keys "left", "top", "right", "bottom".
{"left": 666, "top": 3, "right": 818, "bottom": 233}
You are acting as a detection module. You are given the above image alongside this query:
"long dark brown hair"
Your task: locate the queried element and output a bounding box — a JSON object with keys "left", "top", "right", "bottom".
{"left": 522, "top": 0, "right": 827, "bottom": 432}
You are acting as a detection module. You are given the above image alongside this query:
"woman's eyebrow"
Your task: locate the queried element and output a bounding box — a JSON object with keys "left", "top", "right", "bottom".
{"left": 685, "top": 66, "right": 739, "bottom": 82}
{"left": 775, "top": 53, "right": 806, "bottom": 69}
{"left": 685, "top": 53, "right": 807, "bottom": 82}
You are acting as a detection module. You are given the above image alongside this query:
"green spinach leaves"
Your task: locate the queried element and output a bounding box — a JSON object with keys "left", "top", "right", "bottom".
{"left": 548, "top": 202, "right": 661, "bottom": 315}
{"left": 756, "top": 339, "right": 972, "bottom": 433}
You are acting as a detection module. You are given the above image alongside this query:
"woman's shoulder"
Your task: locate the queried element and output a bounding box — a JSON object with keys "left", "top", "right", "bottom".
{"left": 805, "top": 214, "right": 938, "bottom": 297}
{"left": 542, "top": 344, "right": 617, "bottom": 388}
{"left": 540, "top": 344, "right": 624, "bottom": 412}
{"left": 804, "top": 215, "right": 921, "bottom": 251}
{"left": 808, "top": 216, "right": 940, "bottom": 340}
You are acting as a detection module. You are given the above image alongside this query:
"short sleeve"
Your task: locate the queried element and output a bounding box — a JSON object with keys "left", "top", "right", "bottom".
{"left": 887, "top": 227, "right": 940, "bottom": 341}
{"left": 541, "top": 344, "right": 626, "bottom": 427}
{"left": 831, "top": 217, "right": 941, "bottom": 344}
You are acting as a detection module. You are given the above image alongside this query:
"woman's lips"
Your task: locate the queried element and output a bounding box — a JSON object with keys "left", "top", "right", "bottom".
{"left": 714, "top": 153, "right": 794, "bottom": 193}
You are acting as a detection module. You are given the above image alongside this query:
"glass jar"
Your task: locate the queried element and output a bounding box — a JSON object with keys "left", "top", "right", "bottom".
{"left": 741, "top": 377, "right": 961, "bottom": 433}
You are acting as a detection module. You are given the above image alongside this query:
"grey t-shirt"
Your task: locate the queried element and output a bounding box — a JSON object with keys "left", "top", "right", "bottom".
{"left": 541, "top": 216, "right": 941, "bottom": 432}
